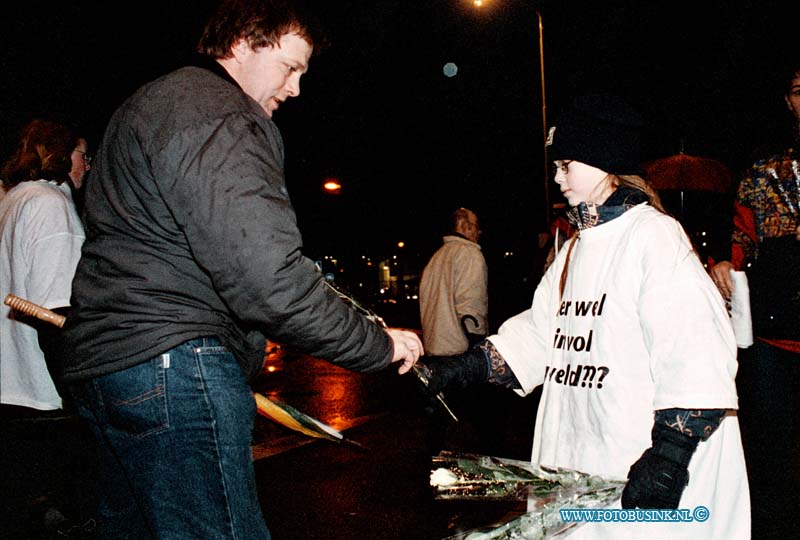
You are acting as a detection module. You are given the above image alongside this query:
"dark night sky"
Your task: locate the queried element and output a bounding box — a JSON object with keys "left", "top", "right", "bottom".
{"left": 1, "top": 0, "right": 796, "bottom": 263}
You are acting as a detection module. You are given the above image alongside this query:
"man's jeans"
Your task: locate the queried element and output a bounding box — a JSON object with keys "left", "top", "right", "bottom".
{"left": 70, "top": 337, "right": 270, "bottom": 539}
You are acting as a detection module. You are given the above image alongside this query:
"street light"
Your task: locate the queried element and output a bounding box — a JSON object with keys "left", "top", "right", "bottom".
{"left": 323, "top": 178, "right": 342, "bottom": 194}
{"left": 469, "top": 0, "right": 550, "bottom": 226}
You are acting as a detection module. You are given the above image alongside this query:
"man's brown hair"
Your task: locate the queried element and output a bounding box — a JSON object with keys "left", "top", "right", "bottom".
{"left": 197, "top": 0, "right": 324, "bottom": 59}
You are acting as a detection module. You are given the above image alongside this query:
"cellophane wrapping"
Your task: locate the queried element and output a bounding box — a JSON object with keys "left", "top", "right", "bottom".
{"left": 430, "top": 451, "right": 625, "bottom": 540}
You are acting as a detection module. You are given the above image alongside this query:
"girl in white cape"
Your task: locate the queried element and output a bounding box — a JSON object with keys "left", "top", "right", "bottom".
{"left": 421, "top": 94, "right": 750, "bottom": 539}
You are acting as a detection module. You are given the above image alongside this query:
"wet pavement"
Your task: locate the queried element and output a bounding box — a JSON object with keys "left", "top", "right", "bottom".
{"left": 0, "top": 344, "right": 541, "bottom": 540}
{"left": 253, "top": 344, "right": 541, "bottom": 540}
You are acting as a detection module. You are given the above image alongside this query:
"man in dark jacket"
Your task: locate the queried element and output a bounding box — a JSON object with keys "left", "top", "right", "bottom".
{"left": 62, "top": 1, "right": 423, "bottom": 538}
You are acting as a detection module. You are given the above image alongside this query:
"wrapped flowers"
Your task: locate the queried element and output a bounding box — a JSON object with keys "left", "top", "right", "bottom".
{"left": 430, "top": 452, "right": 625, "bottom": 540}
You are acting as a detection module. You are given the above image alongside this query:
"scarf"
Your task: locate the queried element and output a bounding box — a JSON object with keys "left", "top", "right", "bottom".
{"left": 565, "top": 186, "right": 649, "bottom": 231}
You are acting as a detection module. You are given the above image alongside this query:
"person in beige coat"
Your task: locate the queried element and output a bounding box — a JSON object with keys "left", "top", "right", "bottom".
{"left": 419, "top": 207, "right": 488, "bottom": 356}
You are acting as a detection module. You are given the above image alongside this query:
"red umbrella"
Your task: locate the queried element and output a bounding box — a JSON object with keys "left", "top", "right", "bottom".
{"left": 643, "top": 152, "right": 734, "bottom": 193}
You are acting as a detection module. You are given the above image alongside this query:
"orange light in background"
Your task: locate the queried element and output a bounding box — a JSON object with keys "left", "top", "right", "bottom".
{"left": 397, "top": 241, "right": 405, "bottom": 248}
{"left": 323, "top": 179, "right": 342, "bottom": 193}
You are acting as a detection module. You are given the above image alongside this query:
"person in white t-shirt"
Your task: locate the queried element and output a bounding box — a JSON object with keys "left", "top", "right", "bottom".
{"left": 420, "top": 95, "right": 749, "bottom": 540}
{"left": 0, "top": 118, "right": 89, "bottom": 537}
{"left": 0, "top": 119, "right": 86, "bottom": 410}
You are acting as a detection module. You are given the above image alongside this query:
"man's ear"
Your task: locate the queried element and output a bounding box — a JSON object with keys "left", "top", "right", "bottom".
{"left": 230, "top": 39, "right": 251, "bottom": 62}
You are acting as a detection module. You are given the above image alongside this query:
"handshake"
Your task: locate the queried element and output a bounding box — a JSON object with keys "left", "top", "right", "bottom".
{"left": 411, "top": 345, "right": 493, "bottom": 422}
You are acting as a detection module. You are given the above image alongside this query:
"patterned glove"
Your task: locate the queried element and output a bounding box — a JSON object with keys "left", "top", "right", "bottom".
{"left": 621, "top": 422, "right": 699, "bottom": 509}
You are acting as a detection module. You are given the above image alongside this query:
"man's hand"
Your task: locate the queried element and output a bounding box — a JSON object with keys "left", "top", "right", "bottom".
{"left": 709, "top": 260, "right": 734, "bottom": 300}
{"left": 386, "top": 328, "right": 424, "bottom": 374}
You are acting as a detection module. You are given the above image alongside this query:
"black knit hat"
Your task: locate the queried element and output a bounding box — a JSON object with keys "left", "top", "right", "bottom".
{"left": 547, "top": 94, "right": 644, "bottom": 176}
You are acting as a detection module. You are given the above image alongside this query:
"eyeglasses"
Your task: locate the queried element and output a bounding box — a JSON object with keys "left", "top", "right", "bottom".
{"left": 75, "top": 149, "right": 92, "bottom": 166}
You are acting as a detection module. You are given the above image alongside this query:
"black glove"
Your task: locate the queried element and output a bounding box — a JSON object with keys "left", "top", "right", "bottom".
{"left": 621, "top": 422, "right": 699, "bottom": 509}
{"left": 417, "top": 345, "right": 490, "bottom": 398}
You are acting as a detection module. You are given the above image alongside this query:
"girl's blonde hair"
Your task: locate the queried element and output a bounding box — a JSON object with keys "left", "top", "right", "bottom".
{"left": 558, "top": 175, "right": 665, "bottom": 297}
{"left": 616, "top": 174, "right": 665, "bottom": 212}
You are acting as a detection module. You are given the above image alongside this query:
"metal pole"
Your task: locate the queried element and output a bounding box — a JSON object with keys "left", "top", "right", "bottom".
{"left": 535, "top": 8, "right": 549, "bottom": 227}
{"left": 470, "top": 1, "right": 549, "bottom": 226}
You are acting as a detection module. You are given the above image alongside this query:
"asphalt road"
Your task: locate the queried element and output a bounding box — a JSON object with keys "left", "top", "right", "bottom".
{"left": 252, "top": 344, "right": 541, "bottom": 540}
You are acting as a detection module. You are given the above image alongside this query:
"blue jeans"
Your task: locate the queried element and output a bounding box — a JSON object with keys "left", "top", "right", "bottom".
{"left": 70, "top": 337, "right": 270, "bottom": 540}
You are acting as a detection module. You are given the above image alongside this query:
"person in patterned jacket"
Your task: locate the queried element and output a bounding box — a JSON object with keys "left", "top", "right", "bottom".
{"left": 710, "top": 61, "right": 800, "bottom": 540}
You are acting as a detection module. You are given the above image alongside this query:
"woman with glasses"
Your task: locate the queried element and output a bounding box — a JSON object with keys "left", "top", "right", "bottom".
{"left": 0, "top": 117, "right": 86, "bottom": 405}
{"left": 0, "top": 118, "right": 87, "bottom": 536}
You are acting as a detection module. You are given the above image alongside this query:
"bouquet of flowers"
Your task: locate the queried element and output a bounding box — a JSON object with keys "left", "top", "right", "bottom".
{"left": 430, "top": 452, "right": 625, "bottom": 540}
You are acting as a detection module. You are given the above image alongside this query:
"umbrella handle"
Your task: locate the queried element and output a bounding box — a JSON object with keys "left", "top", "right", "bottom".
{"left": 4, "top": 294, "right": 66, "bottom": 327}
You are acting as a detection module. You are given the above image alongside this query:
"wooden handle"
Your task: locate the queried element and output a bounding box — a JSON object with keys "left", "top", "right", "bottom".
{"left": 3, "top": 294, "right": 66, "bottom": 328}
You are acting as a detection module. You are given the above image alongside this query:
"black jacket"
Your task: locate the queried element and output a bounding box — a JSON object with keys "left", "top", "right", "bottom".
{"left": 63, "top": 58, "right": 392, "bottom": 381}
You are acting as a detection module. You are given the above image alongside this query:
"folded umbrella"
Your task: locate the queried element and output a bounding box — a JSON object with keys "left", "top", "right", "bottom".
{"left": 3, "top": 293, "right": 365, "bottom": 449}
